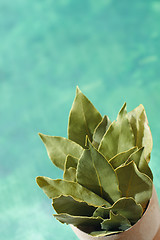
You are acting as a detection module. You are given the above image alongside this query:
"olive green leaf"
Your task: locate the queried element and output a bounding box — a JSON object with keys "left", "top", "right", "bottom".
{"left": 101, "top": 211, "right": 131, "bottom": 231}
{"left": 63, "top": 155, "right": 78, "bottom": 181}
{"left": 64, "top": 155, "right": 78, "bottom": 170}
{"left": 118, "top": 102, "right": 127, "bottom": 118}
{"left": 98, "top": 103, "right": 135, "bottom": 160}
{"left": 36, "top": 177, "right": 110, "bottom": 207}
{"left": 38, "top": 133, "right": 83, "bottom": 170}
{"left": 53, "top": 213, "right": 103, "bottom": 227}
{"left": 126, "top": 148, "right": 153, "bottom": 180}
{"left": 92, "top": 115, "right": 111, "bottom": 149}
{"left": 76, "top": 148, "right": 102, "bottom": 198}
{"left": 127, "top": 104, "right": 153, "bottom": 162}
{"left": 77, "top": 140, "right": 121, "bottom": 204}
{"left": 109, "top": 147, "right": 138, "bottom": 169}
{"left": 115, "top": 161, "right": 153, "bottom": 206}
{"left": 89, "top": 141, "right": 121, "bottom": 203}
{"left": 63, "top": 167, "right": 76, "bottom": 182}
{"left": 93, "top": 197, "right": 143, "bottom": 224}
{"left": 68, "top": 87, "right": 102, "bottom": 148}
{"left": 52, "top": 195, "right": 96, "bottom": 217}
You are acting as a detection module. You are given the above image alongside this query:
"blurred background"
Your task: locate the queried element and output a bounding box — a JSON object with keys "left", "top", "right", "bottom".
{"left": 1, "top": 0, "right": 160, "bottom": 239}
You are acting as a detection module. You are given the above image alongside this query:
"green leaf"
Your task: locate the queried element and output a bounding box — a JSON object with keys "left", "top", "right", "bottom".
{"left": 77, "top": 140, "right": 121, "bottom": 204}
{"left": 92, "top": 115, "right": 111, "bottom": 149}
{"left": 64, "top": 155, "right": 78, "bottom": 170}
{"left": 93, "top": 197, "right": 143, "bottom": 225}
{"left": 63, "top": 155, "right": 78, "bottom": 181}
{"left": 52, "top": 195, "right": 96, "bottom": 216}
{"left": 101, "top": 211, "right": 131, "bottom": 231}
{"left": 68, "top": 87, "right": 102, "bottom": 148}
{"left": 127, "top": 104, "right": 153, "bottom": 162}
{"left": 53, "top": 213, "right": 103, "bottom": 227}
{"left": 36, "top": 177, "right": 110, "bottom": 207}
{"left": 115, "top": 161, "right": 153, "bottom": 206}
{"left": 98, "top": 104, "right": 135, "bottom": 160}
{"left": 63, "top": 167, "right": 76, "bottom": 182}
{"left": 76, "top": 148, "right": 103, "bottom": 199}
{"left": 118, "top": 102, "right": 127, "bottom": 118}
{"left": 39, "top": 133, "right": 83, "bottom": 170}
{"left": 126, "top": 148, "right": 153, "bottom": 180}
{"left": 109, "top": 147, "right": 137, "bottom": 169}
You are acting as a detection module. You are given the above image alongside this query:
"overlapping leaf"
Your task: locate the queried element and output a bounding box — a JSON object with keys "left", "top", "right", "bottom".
{"left": 63, "top": 167, "right": 76, "bottom": 182}
{"left": 54, "top": 213, "right": 103, "bottom": 228}
{"left": 99, "top": 104, "right": 135, "bottom": 160}
{"left": 39, "top": 134, "right": 83, "bottom": 170}
{"left": 93, "top": 197, "right": 143, "bottom": 224}
{"left": 127, "top": 104, "right": 153, "bottom": 162}
{"left": 116, "top": 161, "right": 153, "bottom": 206}
{"left": 101, "top": 211, "right": 131, "bottom": 231}
{"left": 92, "top": 115, "right": 111, "bottom": 149}
{"left": 68, "top": 87, "right": 102, "bottom": 148}
{"left": 36, "top": 177, "right": 110, "bottom": 207}
{"left": 52, "top": 195, "right": 96, "bottom": 216}
{"left": 63, "top": 155, "right": 78, "bottom": 181}
{"left": 37, "top": 88, "right": 154, "bottom": 236}
{"left": 109, "top": 147, "right": 137, "bottom": 169}
{"left": 126, "top": 147, "right": 153, "bottom": 180}
{"left": 77, "top": 140, "right": 121, "bottom": 204}
{"left": 64, "top": 155, "right": 78, "bottom": 170}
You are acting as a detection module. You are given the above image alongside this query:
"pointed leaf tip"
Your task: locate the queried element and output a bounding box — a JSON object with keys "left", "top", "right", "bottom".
{"left": 127, "top": 104, "right": 152, "bottom": 162}
{"left": 36, "top": 176, "right": 47, "bottom": 188}
{"left": 122, "top": 102, "right": 127, "bottom": 108}
{"left": 38, "top": 135, "right": 83, "bottom": 170}
{"left": 38, "top": 132, "right": 42, "bottom": 137}
{"left": 76, "top": 86, "right": 81, "bottom": 95}
{"left": 92, "top": 115, "right": 111, "bottom": 149}
{"left": 38, "top": 132, "right": 45, "bottom": 141}
{"left": 68, "top": 88, "right": 102, "bottom": 148}
{"left": 118, "top": 102, "right": 127, "bottom": 118}
{"left": 99, "top": 108, "right": 135, "bottom": 160}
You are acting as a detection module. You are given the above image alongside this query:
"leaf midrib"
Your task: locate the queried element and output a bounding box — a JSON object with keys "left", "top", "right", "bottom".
{"left": 80, "top": 96, "right": 92, "bottom": 141}
{"left": 126, "top": 167, "right": 134, "bottom": 197}
{"left": 93, "top": 160, "right": 103, "bottom": 198}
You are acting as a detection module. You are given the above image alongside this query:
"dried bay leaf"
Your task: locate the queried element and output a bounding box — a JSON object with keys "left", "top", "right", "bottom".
{"left": 68, "top": 87, "right": 102, "bottom": 148}
{"left": 101, "top": 211, "right": 131, "bottom": 231}
{"left": 109, "top": 147, "right": 137, "bottom": 169}
{"left": 93, "top": 197, "right": 143, "bottom": 225}
{"left": 53, "top": 213, "right": 103, "bottom": 227}
{"left": 99, "top": 104, "right": 135, "bottom": 160}
{"left": 36, "top": 177, "right": 110, "bottom": 207}
{"left": 127, "top": 104, "right": 153, "bottom": 162}
{"left": 39, "top": 133, "right": 83, "bottom": 170}
{"left": 92, "top": 115, "right": 111, "bottom": 149}
{"left": 116, "top": 161, "right": 153, "bottom": 206}
{"left": 52, "top": 195, "right": 96, "bottom": 217}
{"left": 63, "top": 155, "right": 79, "bottom": 181}
{"left": 63, "top": 167, "right": 76, "bottom": 182}
{"left": 126, "top": 147, "right": 153, "bottom": 180}
{"left": 76, "top": 148, "right": 102, "bottom": 198}
{"left": 77, "top": 140, "right": 121, "bottom": 204}
{"left": 64, "top": 155, "right": 78, "bottom": 170}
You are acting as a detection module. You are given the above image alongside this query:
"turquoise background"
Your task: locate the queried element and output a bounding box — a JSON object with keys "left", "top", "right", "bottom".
{"left": 1, "top": 1, "right": 160, "bottom": 239}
